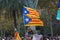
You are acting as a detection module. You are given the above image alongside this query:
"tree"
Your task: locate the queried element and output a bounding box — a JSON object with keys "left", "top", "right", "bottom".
{"left": 0, "top": 0, "right": 22, "bottom": 36}
{"left": 0, "top": 0, "right": 60, "bottom": 37}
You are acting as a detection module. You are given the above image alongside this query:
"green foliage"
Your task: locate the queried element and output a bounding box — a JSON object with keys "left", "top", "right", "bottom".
{"left": 0, "top": 0, "right": 60, "bottom": 36}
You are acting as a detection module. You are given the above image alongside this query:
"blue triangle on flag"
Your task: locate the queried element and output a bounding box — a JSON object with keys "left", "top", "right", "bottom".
{"left": 23, "top": 15, "right": 31, "bottom": 25}
{"left": 58, "top": 1, "right": 60, "bottom": 8}
{"left": 22, "top": 6, "right": 29, "bottom": 15}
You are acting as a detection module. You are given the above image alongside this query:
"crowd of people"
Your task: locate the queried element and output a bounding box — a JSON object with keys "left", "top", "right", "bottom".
{"left": 24, "top": 27, "right": 43, "bottom": 40}
{"left": 0, "top": 27, "right": 43, "bottom": 40}
{"left": 0, "top": 27, "right": 60, "bottom": 40}
{"left": 23, "top": 27, "right": 60, "bottom": 40}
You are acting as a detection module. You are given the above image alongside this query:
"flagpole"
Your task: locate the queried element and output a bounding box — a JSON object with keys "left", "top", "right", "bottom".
{"left": 13, "top": 8, "right": 17, "bottom": 31}
{"left": 12, "top": 0, "right": 19, "bottom": 30}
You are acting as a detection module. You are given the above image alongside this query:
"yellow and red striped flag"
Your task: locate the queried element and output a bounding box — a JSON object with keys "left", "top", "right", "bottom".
{"left": 26, "top": 7, "right": 40, "bottom": 18}
{"left": 22, "top": 6, "right": 44, "bottom": 26}
{"left": 14, "top": 29, "right": 22, "bottom": 40}
{"left": 26, "top": 19, "right": 44, "bottom": 26}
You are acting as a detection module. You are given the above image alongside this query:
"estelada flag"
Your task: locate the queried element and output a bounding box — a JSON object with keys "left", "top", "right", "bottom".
{"left": 22, "top": 6, "right": 44, "bottom": 26}
{"left": 22, "top": 6, "right": 40, "bottom": 18}
{"left": 56, "top": 1, "right": 60, "bottom": 20}
{"left": 14, "top": 29, "right": 22, "bottom": 40}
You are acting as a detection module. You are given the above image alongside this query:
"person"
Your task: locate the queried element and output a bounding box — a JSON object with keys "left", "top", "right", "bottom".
{"left": 2, "top": 39, "right": 5, "bottom": 40}
{"left": 32, "top": 30, "right": 43, "bottom": 40}
{"left": 39, "top": 34, "right": 43, "bottom": 40}
{"left": 56, "top": 34, "right": 59, "bottom": 40}
{"left": 46, "top": 38, "right": 49, "bottom": 40}
{"left": 27, "top": 27, "right": 33, "bottom": 36}
{"left": 25, "top": 27, "right": 33, "bottom": 40}
{"left": 14, "top": 28, "right": 22, "bottom": 40}
{"left": 25, "top": 32, "right": 32, "bottom": 40}
{"left": 8, "top": 34, "right": 11, "bottom": 40}
{"left": 1, "top": 35, "right": 5, "bottom": 40}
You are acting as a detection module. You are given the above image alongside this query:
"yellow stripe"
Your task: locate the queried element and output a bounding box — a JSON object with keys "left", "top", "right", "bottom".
{"left": 25, "top": 23, "right": 44, "bottom": 26}
{"left": 31, "top": 21, "right": 43, "bottom": 24}
{"left": 26, "top": 14, "right": 40, "bottom": 18}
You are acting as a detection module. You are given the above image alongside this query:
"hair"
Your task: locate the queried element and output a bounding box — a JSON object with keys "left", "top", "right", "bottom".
{"left": 33, "top": 30, "right": 37, "bottom": 34}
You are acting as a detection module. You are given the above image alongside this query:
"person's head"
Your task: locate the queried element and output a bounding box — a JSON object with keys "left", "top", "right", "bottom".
{"left": 14, "top": 28, "right": 17, "bottom": 32}
{"left": 27, "top": 27, "right": 32, "bottom": 32}
{"left": 33, "top": 30, "right": 37, "bottom": 34}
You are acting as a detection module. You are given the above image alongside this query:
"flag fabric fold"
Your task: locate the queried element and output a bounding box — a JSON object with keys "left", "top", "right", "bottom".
{"left": 56, "top": 10, "right": 60, "bottom": 20}
{"left": 22, "top": 6, "right": 44, "bottom": 26}
{"left": 56, "top": 1, "right": 60, "bottom": 20}
{"left": 14, "top": 28, "right": 22, "bottom": 40}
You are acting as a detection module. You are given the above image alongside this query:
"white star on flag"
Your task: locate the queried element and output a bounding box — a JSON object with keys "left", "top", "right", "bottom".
{"left": 24, "top": 10, "right": 27, "bottom": 13}
{"left": 25, "top": 18, "right": 29, "bottom": 22}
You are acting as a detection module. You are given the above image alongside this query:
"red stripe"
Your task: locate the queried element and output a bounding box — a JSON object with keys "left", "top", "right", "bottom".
{"left": 29, "top": 19, "right": 43, "bottom": 23}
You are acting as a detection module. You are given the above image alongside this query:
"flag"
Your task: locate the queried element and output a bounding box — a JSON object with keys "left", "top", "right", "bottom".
{"left": 56, "top": 10, "right": 60, "bottom": 20}
{"left": 58, "top": 1, "right": 60, "bottom": 8}
{"left": 22, "top": 6, "right": 40, "bottom": 18}
{"left": 14, "top": 29, "right": 22, "bottom": 40}
{"left": 56, "top": 1, "right": 60, "bottom": 20}
{"left": 22, "top": 6, "right": 44, "bottom": 26}
{"left": 25, "top": 7, "right": 40, "bottom": 18}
